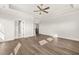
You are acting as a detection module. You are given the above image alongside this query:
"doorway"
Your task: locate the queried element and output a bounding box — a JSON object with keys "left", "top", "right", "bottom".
{"left": 15, "top": 20, "right": 24, "bottom": 38}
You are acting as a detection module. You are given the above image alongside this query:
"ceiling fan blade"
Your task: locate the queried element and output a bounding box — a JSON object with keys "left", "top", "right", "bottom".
{"left": 37, "top": 6, "right": 42, "bottom": 10}
{"left": 43, "top": 7, "right": 50, "bottom": 10}
{"left": 43, "top": 10, "right": 48, "bottom": 13}
{"left": 39, "top": 12, "right": 42, "bottom": 15}
{"left": 40, "top": 4, "right": 43, "bottom": 6}
{"left": 34, "top": 10, "right": 39, "bottom": 12}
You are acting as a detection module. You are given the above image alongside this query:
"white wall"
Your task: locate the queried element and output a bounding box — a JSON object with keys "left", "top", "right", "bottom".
{"left": 0, "top": 7, "right": 34, "bottom": 40}
{"left": 0, "top": 18, "right": 15, "bottom": 40}
{"left": 0, "top": 18, "right": 34, "bottom": 40}
{"left": 39, "top": 11, "right": 79, "bottom": 41}
{"left": 20, "top": 19, "right": 34, "bottom": 38}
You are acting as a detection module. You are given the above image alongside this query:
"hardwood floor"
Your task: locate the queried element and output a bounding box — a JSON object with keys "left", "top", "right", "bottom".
{"left": 17, "top": 34, "right": 79, "bottom": 55}
{"left": 0, "top": 34, "right": 79, "bottom": 55}
{"left": 0, "top": 39, "right": 18, "bottom": 55}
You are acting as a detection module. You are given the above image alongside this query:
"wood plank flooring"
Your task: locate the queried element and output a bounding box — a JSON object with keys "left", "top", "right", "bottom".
{"left": 0, "top": 39, "right": 18, "bottom": 55}
{"left": 0, "top": 34, "right": 79, "bottom": 55}
{"left": 17, "top": 34, "right": 79, "bottom": 55}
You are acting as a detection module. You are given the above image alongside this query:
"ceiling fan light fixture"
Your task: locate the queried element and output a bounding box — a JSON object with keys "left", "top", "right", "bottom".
{"left": 34, "top": 4, "right": 50, "bottom": 15}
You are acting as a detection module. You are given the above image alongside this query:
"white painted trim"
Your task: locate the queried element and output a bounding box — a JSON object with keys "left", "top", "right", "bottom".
{"left": 58, "top": 35, "right": 79, "bottom": 41}
{"left": 40, "top": 33, "right": 79, "bottom": 41}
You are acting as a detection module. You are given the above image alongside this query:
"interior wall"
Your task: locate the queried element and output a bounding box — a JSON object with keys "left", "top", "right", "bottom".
{"left": 0, "top": 18, "right": 34, "bottom": 40}
{"left": 0, "top": 6, "right": 34, "bottom": 40}
{"left": 39, "top": 11, "right": 79, "bottom": 41}
{"left": 0, "top": 18, "right": 15, "bottom": 40}
{"left": 20, "top": 20, "right": 34, "bottom": 38}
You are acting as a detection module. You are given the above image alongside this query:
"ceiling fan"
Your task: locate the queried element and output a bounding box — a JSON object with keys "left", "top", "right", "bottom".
{"left": 34, "top": 4, "right": 50, "bottom": 15}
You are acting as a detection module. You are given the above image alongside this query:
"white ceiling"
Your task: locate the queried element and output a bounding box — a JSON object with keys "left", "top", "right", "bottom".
{"left": 9, "top": 4, "right": 79, "bottom": 18}
{"left": 0, "top": 4, "right": 79, "bottom": 23}
{"left": 9, "top": 4, "right": 71, "bottom": 16}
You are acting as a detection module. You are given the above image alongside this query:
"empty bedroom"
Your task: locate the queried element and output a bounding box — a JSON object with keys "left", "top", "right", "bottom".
{"left": 0, "top": 4, "right": 79, "bottom": 55}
